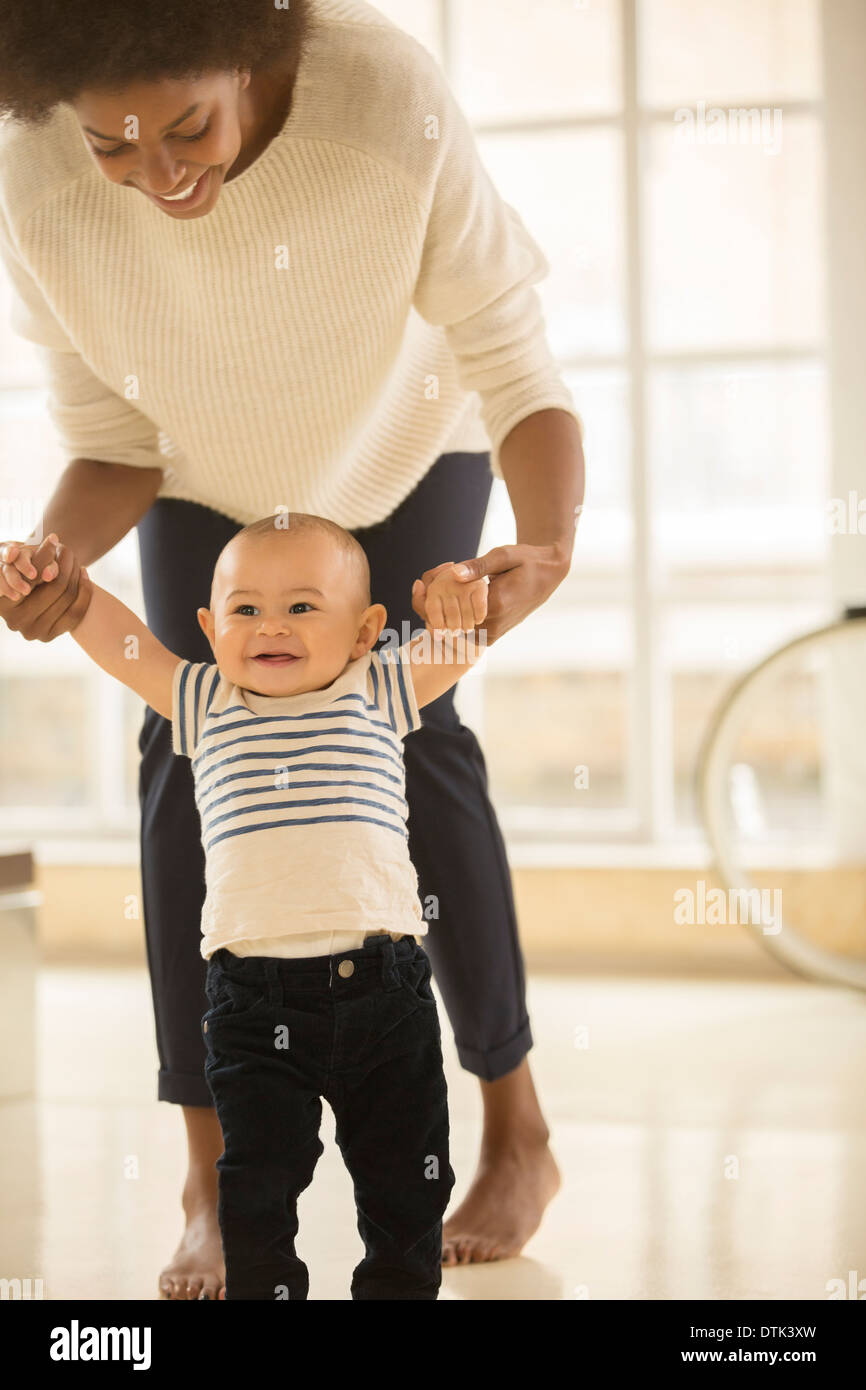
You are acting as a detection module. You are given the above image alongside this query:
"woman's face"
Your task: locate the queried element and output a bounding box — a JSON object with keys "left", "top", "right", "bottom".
{"left": 70, "top": 72, "right": 251, "bottom": 219}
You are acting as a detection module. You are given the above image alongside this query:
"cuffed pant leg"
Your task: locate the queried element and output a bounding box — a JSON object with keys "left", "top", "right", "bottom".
{"left": 404, "top": 707, "right": 534, "bottom": 1082}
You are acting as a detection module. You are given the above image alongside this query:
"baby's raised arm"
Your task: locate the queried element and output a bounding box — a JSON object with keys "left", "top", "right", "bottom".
{"left": 66, "top": 562, "right": 180, "bottom": 720}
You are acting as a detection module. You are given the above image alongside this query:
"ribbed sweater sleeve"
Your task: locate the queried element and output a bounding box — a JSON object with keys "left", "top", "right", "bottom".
{"left": 34, "top": 347, "right": 166, "bottom": 470}
{"left": 0, "top": 199, "right": 165, "bottom": 469}
{"left": 410, "top": 51, "right": 582, "bottom": 470}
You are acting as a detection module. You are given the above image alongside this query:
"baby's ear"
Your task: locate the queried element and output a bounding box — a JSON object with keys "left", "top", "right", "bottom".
{"left": 353, "top": 602, "right": 387, "bottom": 657}
{"left": 365, "top": 601, "right": 387, "bottom": 637}
{"left": 196, "top": 607, "right": 214, "bottom": 642}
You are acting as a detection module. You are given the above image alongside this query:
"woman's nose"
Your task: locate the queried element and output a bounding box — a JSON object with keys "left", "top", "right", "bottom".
{"left": 137, "top": 150, "right": 188, "bottom": 195}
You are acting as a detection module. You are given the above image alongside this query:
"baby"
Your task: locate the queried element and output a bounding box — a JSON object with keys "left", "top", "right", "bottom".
{"left": 10, "top": 512, "right": 490, "bottom": 1301}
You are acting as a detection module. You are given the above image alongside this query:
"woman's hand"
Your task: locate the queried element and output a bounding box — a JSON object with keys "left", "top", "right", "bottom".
{"left": 411, "top": 543, "right": 570, "bottom": 644}
{"left": 0, "top": 534, "right": 90, "bottom": 641}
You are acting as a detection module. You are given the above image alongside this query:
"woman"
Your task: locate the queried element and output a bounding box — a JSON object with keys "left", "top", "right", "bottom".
{"left": 0, "top": 0, "right": 584, "bottom": 1298}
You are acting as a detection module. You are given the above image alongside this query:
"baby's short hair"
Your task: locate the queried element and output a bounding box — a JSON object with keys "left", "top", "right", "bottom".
{"left": 227, "top": 512, "right": 372, "bottom": 608}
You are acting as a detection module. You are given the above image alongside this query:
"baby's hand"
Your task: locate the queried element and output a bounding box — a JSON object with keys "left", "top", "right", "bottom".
{"left": 414, "top": 563, "right": 489, "bottom": 637}
{"left": 0, "top": 534, "right": 61, "bottom": 601}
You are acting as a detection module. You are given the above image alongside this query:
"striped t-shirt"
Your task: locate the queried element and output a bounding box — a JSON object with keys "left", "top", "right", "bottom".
{"left": 171, "top": 641, "right": 425, "bottom": 959}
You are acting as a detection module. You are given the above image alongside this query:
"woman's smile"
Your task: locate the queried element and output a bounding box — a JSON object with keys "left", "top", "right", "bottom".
{"left": 143, "top": 166, "right": 215, "bottom": 212}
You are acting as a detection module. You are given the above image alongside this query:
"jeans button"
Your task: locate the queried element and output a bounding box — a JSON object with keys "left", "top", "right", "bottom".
{"left": 337, "top": 959, "right": 355, "bottom": 978}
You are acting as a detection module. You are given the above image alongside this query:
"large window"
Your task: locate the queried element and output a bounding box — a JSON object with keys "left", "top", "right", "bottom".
{"left": 0, "top": 0, "right": 829, "bottom": 858}
{"left": 442, "top": 0, "right": 828, "bottom": 854}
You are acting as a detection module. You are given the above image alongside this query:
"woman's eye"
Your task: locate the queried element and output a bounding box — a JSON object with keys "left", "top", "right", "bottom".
{"left": 180, "top": 122, "right": 211, "bottom": 143}
{"left": 91, "top": 122, "right": 211, "bottom": 159}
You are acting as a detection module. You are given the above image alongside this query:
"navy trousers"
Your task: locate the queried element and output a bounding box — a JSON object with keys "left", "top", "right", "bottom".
{"left": 136, "top": 450, "right": 534, "bottom": 1106}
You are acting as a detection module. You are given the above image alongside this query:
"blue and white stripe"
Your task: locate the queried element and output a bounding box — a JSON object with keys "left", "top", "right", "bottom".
{"left": 172, "top": 647, "right": 420, "bottom": 855}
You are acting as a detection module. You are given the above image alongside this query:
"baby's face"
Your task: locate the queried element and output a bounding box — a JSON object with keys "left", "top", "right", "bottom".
{"left": 197, "top": 530, "right": 384, "bottom": 696}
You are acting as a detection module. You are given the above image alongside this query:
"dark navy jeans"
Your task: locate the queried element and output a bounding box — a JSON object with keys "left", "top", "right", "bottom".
{"left": 204, "top": 934, "right": 455, "bottom": 1300}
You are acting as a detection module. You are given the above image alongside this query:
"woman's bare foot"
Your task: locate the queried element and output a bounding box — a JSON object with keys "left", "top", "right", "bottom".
{"left": 442, "top": 1058, "right": 561, "bottom": 1266}
{"left": 159, "top": 1198, "right": 225, "bottom": 1300}
{"left": 158, "top": 1106, "right": 226, "bottom": 1300}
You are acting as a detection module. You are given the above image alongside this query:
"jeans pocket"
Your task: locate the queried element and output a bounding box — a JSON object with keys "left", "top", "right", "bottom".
{"left": 399, "top": 952, "right": 437, "bottom": 1007}
{"left": 204, "top": 971, "right": 265, "bottom": 1023}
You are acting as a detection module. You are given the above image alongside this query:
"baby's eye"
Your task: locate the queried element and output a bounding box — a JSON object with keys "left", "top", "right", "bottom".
{"left": 289, "top": 602, "right": 313, "bottom": 615}
{"left": 235, "top": 604, "right": 259, "bottom": 617}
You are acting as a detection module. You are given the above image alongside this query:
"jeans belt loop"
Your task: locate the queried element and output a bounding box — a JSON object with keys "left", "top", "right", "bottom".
{"left": 263, "top": 957, "right": 280, "bottom": 1006}
{"left": 380, "top": 937, "right": 400, "bottom": 992}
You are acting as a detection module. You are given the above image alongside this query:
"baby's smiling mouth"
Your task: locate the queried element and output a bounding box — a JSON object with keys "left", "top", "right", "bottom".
{"left": 251, "top": 652, "right": 303, "bottom": 666}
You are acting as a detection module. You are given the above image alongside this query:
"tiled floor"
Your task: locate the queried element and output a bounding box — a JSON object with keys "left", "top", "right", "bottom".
{"left": 2, "top": 965, "right": 865, "bottom": 1300}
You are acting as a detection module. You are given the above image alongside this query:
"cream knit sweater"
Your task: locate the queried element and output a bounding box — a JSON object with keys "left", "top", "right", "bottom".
{"left": 0, "top": 0, "right": 581, "bottom": 530}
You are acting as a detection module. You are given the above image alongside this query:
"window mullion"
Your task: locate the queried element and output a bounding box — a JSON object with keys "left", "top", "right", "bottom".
{"left": 622, "top": 0, "right": 658, "bottom": 839}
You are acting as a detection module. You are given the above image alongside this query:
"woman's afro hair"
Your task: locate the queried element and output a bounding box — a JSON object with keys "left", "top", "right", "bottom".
{"left": 0, "top": 0, "right": 312, "bottom": 126}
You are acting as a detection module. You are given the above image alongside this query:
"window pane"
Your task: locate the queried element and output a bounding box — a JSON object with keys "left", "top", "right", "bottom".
{"left": 455, "top": 0, "right": 621, "bottom": 121}
{"left": 484, "top": 605, "right": 634, "bottom": 823}
{"left": 478, "top": 127, "right": 626, "bottom": 356}
{"left": 644, "top": 115, "right": 824, "bottom": 351}
{"left": 639, "top": 0, "right": 822, "bottom": 107}
{"left": 649, "top": 362, "right": 828, "bottom": 574}
{"left": 0, "top": 676, "right": 89, "bottom": 806}
{"left": 0, "top": 392, "right": 66, "bottom": 516}
{"left": 0, "top": 283, "right": 46, "bottom": 390}
{"left": 0, "top": 392, "right": 68, "bottom": 556}
{"left": 561, "top": 368, "right": 632, "bottom": 582}
{"left": 89, "top": 530, "right": 147, "bottom": 614}
{"left": 485, "top": 667, "right": 629, "bottom": 820}
{"left": 479, "top": 363, "right": 633, "bottom": 592}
